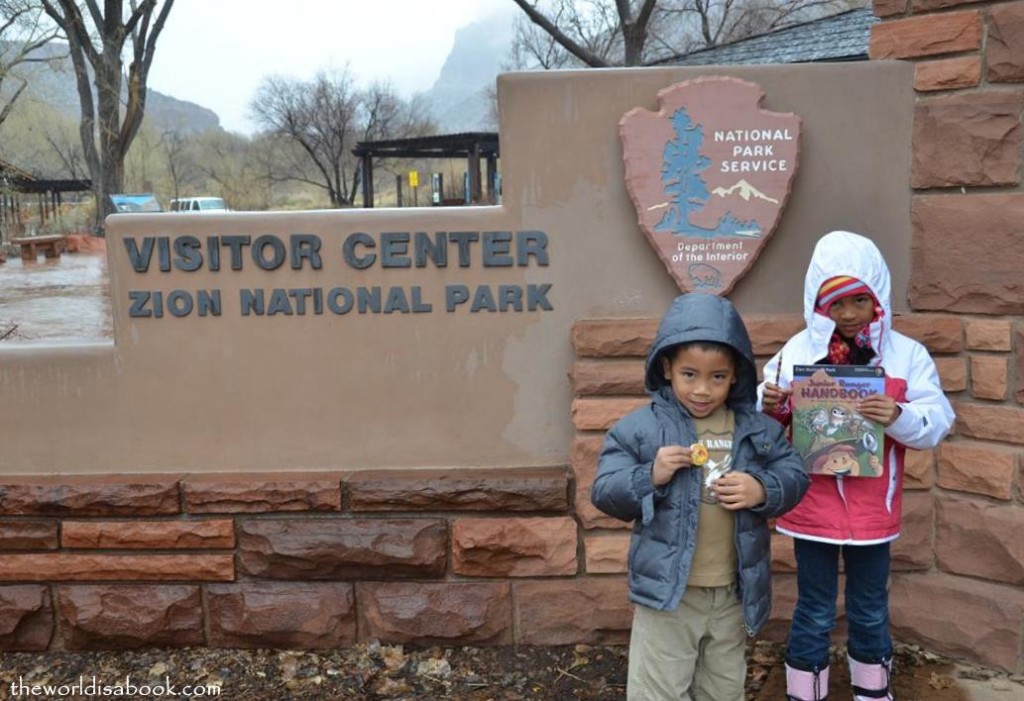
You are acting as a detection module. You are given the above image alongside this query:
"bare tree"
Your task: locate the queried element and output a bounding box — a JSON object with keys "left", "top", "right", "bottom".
{"left": 510, "top": 0, "right": 658, "bottom": 67}
{"left": 40, "top": 0, "right": 175, "bottom": 228}
{"left": 510, "top": 0, "right": 857, "bottom": 68}
{"left": 159, "top": 127, "right": 195, "bottom": 201}
{"left": 194, "top": 129, "right": 271, "bottom": 211}
{"left": 0, "top": 1, "right": 60, "bottom": 128}
{"left": 250, "top": 69, "right": 359, "bottom": 207}
{"left": 42, "top": 113, "right": 86, "bottom": 178}
{"left": 250, "top": 69, "right": 435, "bottom": 208}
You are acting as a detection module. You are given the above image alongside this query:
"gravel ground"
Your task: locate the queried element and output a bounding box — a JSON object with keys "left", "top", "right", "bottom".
{"left": 0, "top": 640, "right": 1020, "bottom": 700}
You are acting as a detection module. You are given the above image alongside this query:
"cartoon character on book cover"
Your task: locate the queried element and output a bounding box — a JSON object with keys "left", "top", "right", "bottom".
{"left": 791, "top": 366, "right": 885, "bottom": 477}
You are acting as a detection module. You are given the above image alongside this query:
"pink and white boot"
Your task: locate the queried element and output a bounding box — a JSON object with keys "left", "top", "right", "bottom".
{"left": 849, "top": 654, "right": 894, "bottom": 700}
{"left": 786, "top": 663, "right": 829, "bottom": 701}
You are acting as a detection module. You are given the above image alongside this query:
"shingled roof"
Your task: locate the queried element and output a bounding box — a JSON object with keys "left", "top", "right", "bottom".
{"left": 656, "top": 7, "right": 877, "bottom": 67}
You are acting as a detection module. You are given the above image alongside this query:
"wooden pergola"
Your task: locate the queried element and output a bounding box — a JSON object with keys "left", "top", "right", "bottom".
{"left": 352, "top": 132, "right": 499, "bottom": 208}
{"left": 0, "top": 159, "right": 91, "bottom": 244}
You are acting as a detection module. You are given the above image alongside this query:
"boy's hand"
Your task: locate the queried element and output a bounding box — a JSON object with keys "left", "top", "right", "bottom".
{"left": 713, "top": 472, "right": 766, "bottom": 510}
{"left": 857, "top": 393, "right": 902, "bottom": 426}
{"left": 652, "top": 445, "right": 693, "bottom": 486}
{"left": 761, "top": 382, "right": 790, "bottom": 415}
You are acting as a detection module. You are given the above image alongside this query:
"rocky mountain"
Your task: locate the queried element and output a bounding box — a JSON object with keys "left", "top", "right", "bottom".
{"left": 5, "top": 41, "right": 221, "bottom": 134}
{"left": 419, "top": 6, "right": 517, "bottom": 133}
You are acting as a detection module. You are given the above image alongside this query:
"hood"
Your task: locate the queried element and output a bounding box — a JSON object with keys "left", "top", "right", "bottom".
{"left": 803, "top": 230, "right": 892, "bottom": 325}
{"left": 802, "top": 231, "right": 893, "bottom": 362}
{"left": 644, "top": 293, "right": 757, "bottom": 407}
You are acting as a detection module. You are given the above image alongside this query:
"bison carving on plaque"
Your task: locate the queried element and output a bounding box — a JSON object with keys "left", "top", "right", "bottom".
{"left": 619, "top": 77, "right": 801, "bottom": 294}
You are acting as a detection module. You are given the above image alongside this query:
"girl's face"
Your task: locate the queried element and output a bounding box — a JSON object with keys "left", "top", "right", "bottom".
{"left": 828, "top": 293, "right": 875, "bottom": 338}
{"left": 662, "top": 345, "right": 736, "bottom": 418}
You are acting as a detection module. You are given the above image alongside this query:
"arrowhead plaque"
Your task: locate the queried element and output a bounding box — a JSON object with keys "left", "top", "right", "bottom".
{"left": 619, "top": 77, "right": 801, "bottom": 294}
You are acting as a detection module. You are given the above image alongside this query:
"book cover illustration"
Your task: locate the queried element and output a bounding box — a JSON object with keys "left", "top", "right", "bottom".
{"left": 791, "top": 364, "right": 886, "bottom": 477}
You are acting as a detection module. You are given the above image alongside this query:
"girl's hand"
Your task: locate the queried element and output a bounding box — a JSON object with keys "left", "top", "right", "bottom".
{"left": 652, "top": 445, "right": 693, "bottom": 486}
{"left": 761, "top": 382, "right": 790, "bottom": 415}
{"left": 713, "top": 472, "right": 766, "bottom": 510}
{"left": 857, "top": 393, "right": 902, "bottom": 427}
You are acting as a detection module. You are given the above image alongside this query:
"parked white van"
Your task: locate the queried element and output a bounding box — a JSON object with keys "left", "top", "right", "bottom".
{"left": 169, "top": 196, "right": 228, "bottom": 212}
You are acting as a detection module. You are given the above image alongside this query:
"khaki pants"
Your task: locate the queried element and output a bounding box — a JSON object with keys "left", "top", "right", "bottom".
{"left": 627, "top": 585, "right": 746, "bottom": 701}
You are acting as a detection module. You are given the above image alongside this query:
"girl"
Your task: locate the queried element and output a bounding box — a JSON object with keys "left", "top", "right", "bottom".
{"left": 759, "top": 231, "right": 954, "bottom": 701}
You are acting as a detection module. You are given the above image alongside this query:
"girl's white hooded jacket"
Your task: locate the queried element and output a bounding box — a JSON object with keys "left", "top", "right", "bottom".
{"left": 758, "top": 231, "right": 955, "bottom": 544}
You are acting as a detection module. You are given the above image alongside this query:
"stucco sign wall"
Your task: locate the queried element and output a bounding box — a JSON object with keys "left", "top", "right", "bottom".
{"left": 0, "top": 63, "right": 914, "bottom": 474}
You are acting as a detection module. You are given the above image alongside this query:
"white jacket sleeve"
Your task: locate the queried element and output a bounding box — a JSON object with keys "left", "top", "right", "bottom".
{"left": 885, "top": 343, "right": 955, "bottom": 450}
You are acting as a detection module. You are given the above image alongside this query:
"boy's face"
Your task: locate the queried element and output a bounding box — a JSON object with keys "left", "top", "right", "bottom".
{"left": 828, "top": 293, "right": 875, "bottom": 339}
{"left": 661, "top": 345, "right": 736, "bottom": 418}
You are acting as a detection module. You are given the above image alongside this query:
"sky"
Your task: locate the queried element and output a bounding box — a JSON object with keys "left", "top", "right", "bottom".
{"left": 147, "top": 0, "right": 510, "bottom": 135}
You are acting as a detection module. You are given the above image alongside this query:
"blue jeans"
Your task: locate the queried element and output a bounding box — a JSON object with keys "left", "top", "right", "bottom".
{"left": 786, "top": 539, "right": 892, "bottom": 670}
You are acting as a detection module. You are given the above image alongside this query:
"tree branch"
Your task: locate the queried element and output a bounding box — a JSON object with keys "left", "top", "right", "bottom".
{"left": 509, "top": 0, "right": 610, "bottom": 67}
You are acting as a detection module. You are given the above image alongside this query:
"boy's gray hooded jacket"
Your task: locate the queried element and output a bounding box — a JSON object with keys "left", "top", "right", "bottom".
{"left": 591, "top": 294, "right": 809, "bottom": 634}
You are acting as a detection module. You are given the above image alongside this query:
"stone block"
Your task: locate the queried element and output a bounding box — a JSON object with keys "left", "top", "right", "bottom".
{"left": 935, "top": 357, "right": 967, "bottom": 393}
{"left": 0, "top": 554, "right": 233, "bottom": 582}
{"left": 912, "top": 92, "right": 1024, "bottom": 189}
{"left": 761, "top": 573, "right": 797, "bottom": 642}
{"left": 914, "top": 56, "right": 982, "bottom": 92}
{"left": 912, "top": 194, "right": 1024, "bottom": 313}
{"left": 570, "top": 359, "right": 645, "bottom": 396}
{"left": 207, "top": 582, "right": 356, "bottom": 649}
{"left": 892, "top": 314, "right": 963, "bottom": 353}
{"left": 870, "top": 10, "right": 982, "bottom": 60}
{"left": 904, "top": 448, "right": 936, "bottom": 489}
{"left": 237, "top": 519, "right": 446, "bottom": 579}
{"left": 892, "top": 492, "right": 934, "bottom": 570}
{"left": 572, "top": 397, "right": 648, "bottom": 431}
{"left": 987, "top": 3, "right": 1024, "bottom": 82}
{"left": 952, "top": 401, "right": 1024, "bottom": 444}
{"left": 514, "top": 578, "right": 632, "bottom": 645}
{"left": 936, "top": 497, "right": 1024, "bottom": 585}
{"left": 182, "top": 473, "right": 341, "bottom": 513}
{"left": 938, "top": 441, "right": 1016, "bottom": 500}
{"left": 744, "top": 315, "right": 805, "bottom": 356}
{"left": 452, "top": 517, "right": 577, "bottom": 577}
{"left": 0, "top": 522, "right": 58, "bottom": 550}
{"left": 56, "top": 584, "right": 202, "bottom": 650}
{"left": 891, "top": 572, "right": 1024, "bottom": 671}
{"left": 62, "top": 519, "right": 235, "bottom": 549}
{"left": 347, "top": 467, "right": 568, "bottom": 512}
{"left": 771, "top": 532, "right": 796, "bottom": 573}
{"left": 874, "top": 0, "right": 908, "bottom": 20}
{"left": 359, "top": 581, "right": 512, "bottom": 644}
{"left": 0, "top": 477, "right": 180, "bottom": 517}
{"left": 0, "top": 585, "right": 52, "bottom": 651}
{"left": 584, "top": 534, "right": 629, "bottom": 574}
{"left": 572, "top": 435, "right": 630, "bottom": 531}
{"left": 965, "top": 319, "right": 1012, "bottom": 351}
{"left": 572, "top": 319, "right": 656, "bottom": 358}
{"left": 1017, "top": 326, "right": 1024, "bottom": 404}
{"left": 913, "top": 0, "right": 992, "bottom": 11}
{"left": 971, "top": 355, "right": 1008, "bottom": 401}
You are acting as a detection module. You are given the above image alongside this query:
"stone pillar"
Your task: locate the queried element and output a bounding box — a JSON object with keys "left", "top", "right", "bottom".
{"left": 871, "top": 0, "right": 1024, "bottom": 674}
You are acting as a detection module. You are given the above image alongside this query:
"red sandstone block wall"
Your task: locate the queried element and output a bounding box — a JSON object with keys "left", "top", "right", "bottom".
{"left": 0, "top": 468, "right": 632, "bottom": 652}
{"left": 868, "top": 0, "right": 1024, "bottom": 672}
{"left": 2, "top": 312, "right": 1020, "bottom": 673}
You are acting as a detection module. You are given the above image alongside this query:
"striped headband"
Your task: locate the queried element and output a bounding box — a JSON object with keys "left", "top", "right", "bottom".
{"left": 816, "top": 276, "right": 873, "bottom": 313}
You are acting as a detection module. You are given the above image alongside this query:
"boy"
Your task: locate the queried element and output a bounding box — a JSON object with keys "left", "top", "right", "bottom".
{"left": 592, "top": 293, "right": 809, "bottom": 701}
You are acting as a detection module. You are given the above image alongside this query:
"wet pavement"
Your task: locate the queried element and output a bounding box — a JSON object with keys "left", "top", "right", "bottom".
{"left": 0, "top": 251, "right": 112, "bottom": 342}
